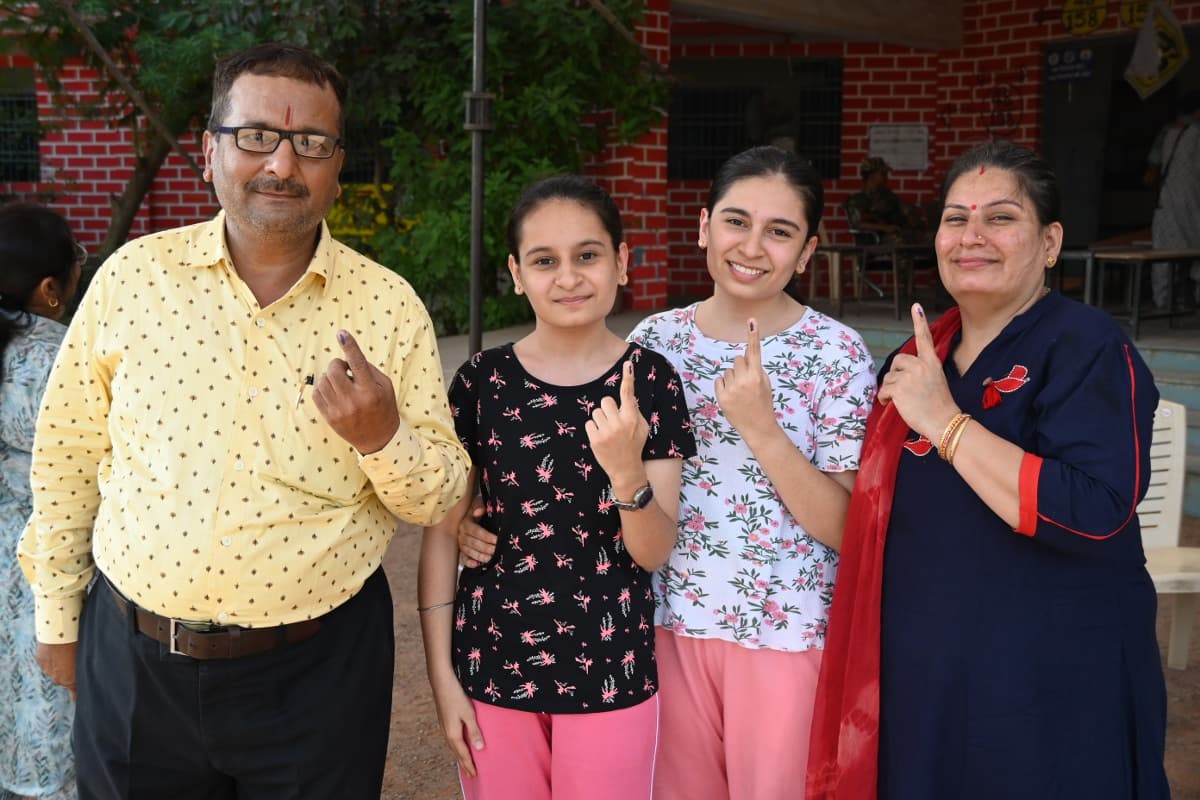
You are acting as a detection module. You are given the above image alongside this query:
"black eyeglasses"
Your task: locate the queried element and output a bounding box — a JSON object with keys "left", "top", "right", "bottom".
{"left": 214, "top": 126, "right": 342, "bottom": 159}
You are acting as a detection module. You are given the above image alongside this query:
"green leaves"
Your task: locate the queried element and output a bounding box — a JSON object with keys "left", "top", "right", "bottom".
{"left": 5, "top": 0, "right": 665, "bottom": 334}
{"left": 373, "top": 0, "right": 666, "bottom": 335}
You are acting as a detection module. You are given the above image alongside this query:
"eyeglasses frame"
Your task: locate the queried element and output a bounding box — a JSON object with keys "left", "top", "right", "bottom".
{"left": 213, "top": 125, "right": 343, "bottom": 160}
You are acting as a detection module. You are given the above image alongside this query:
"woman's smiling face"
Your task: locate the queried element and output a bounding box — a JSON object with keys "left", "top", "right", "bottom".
{"left": 698, "top": 173, "right": 817, "bottom": 307}
{"left": 935, "top": 166, "right": 1062, "bottom": 309}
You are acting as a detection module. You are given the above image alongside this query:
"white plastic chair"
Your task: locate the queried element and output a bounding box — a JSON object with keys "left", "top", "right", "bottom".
{"left": 1138, "top": 399, "right": 1199, "bottom": 670}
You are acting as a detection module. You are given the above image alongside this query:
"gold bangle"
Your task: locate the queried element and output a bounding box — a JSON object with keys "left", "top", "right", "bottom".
{"left": 945, "top": 417, "right": 971, "bottom": 465}
{"left": 937, "top": 412, "right": 970, "bottom": 460}
{"left": 416, "top": 600, "right": 455, "bottom": 613}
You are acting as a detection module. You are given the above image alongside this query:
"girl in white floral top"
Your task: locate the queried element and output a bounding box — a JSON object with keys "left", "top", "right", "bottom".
{"left": 460, "top": 148, "right": 877, "bottom": 798}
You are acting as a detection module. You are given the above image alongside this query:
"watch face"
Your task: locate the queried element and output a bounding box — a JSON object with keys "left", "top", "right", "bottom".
{"left": 631, "top": 483, "right": 654, "bottom": 509}
{"left": 611, "top": 483, "right": 653, "bottom": 510}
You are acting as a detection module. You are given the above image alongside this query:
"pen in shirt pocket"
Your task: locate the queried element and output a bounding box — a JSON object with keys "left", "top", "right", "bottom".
{"left": 295, "top": 374, "right": 314, "bottom": 408}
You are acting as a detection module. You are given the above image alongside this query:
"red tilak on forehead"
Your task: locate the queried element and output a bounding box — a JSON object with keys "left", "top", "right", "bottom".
{"left": 979, "top": 165, "right": 986, "bottom": 174}
{"left": 970, "top": 204, "right": 977, "bottom": 210}
{"left": 285, "top": 105, "right": 293, "bottom": 126}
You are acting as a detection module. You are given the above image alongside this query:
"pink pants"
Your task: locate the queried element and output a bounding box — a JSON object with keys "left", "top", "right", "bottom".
{"left": 459, "top": 695, "right": 659, "bottom": 800}
{"left": 652, "top": 627, "right": 823, "bottom": 800}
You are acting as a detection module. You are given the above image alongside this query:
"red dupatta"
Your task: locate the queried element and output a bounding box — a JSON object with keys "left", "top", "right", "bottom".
{"left": 806, "top": 307, "right": 962, "bottom": 800}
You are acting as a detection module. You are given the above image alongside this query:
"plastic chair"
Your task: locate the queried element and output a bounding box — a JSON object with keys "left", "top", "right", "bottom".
{"left": 1138, "top": 398, "right": 1199, "bottom": 669}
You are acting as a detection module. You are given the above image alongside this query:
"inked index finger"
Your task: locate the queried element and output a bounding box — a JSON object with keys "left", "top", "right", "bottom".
{"left": 745, "top": 318, "right": 762, "bottom": 367}
{"left": 618, "top": 361, "right": 636, "bottom": 410}
{"left": 909, "top": 303, "right": 936, "bottom": 360}
{"left": 337, "top": 330, "right": 370, "bottom": 373}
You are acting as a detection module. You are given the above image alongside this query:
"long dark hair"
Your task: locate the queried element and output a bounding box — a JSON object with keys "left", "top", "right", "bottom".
{"left": 0, "top": 203, "right": 76, "bottom": 382}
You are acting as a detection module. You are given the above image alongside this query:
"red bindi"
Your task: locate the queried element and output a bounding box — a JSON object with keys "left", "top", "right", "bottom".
{"left": 978, "top": 165, "right": 986, "bottom": 174}
{"left": 970, "top": 204, "right": 977, "bottom": 210}
{"left": 284, "top": 105, "right": 293, "bottom": 127}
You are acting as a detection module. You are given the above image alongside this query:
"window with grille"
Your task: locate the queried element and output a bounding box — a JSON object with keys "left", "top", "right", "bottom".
{"left": 668, "top": 58, "right": 842, "bottom": 181}
{"left": 0, "top": 69, "right": 38, "bottom": 182}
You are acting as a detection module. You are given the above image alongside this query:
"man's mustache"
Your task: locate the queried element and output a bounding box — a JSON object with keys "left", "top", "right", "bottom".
{"left": 246, "top": 178, "right": 309, "bottom": 197}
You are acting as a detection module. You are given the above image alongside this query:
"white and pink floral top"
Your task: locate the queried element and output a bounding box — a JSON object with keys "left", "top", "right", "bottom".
{"left": 628, "top": 303, "right": 876, "bottom": 651}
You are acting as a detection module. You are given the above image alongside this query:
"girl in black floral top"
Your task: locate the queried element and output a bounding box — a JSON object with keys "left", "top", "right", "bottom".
{"left": 419, "top": 176, "right": 696, "bottom": 799}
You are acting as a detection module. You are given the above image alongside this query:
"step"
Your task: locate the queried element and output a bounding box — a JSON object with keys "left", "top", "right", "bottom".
{"left": 1141, "top": 347, "right": 1200, "bottom": 374}
{"left": 1154, "top": 370, "right": 1200, "bottom": 412}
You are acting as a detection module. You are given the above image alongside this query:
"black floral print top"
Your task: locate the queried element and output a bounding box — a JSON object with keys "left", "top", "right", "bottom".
{"left": 448, "top": 343, "right": 696, "bottom": 713}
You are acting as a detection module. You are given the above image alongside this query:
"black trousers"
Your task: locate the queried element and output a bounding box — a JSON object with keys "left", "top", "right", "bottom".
{"left": 74, "top": 569, "right": 394, "bottom": 800}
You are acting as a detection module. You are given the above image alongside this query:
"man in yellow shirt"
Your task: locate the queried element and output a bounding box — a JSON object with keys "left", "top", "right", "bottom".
{"left": 18, "top": 43, "right": 469, "bottom": 799}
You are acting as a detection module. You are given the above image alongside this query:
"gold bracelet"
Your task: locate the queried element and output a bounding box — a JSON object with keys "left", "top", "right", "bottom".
{"left": 945, "top": 416, "right": 971, "bottom": 465}
{"left": 937, "top": 412, "right": 970, "bottom": 460}
{"left": 416, "top": 600, "right": 455, "bottom": 613}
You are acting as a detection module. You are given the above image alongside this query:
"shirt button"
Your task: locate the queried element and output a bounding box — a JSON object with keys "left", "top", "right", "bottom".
{"left": 255, "top": 318, "right": 266, "bottom": 328}
{"left": 217, "top": 612, "right": 229, "bottom": 623}
{"left": 221, "top": 536, "right": 232, "bottom": 547}
{"left": 234, "top": 460, "right": 244, "bottom": 471}
{"left": 248, "top": 387, "right": 259, "bottom": 398}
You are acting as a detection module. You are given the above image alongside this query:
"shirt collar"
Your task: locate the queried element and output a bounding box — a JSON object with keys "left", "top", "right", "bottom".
{"left": 184, "top": 210, "right": 336, "bottom": 295}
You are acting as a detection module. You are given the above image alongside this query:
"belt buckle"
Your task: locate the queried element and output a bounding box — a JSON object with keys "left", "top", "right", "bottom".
{"left": 169, "top": 617, "right": 184, "bottom": 656}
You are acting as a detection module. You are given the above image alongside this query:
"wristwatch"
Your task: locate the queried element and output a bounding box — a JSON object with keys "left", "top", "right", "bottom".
{"left": 610, "top": 482, "right": 654, "bottom": 511}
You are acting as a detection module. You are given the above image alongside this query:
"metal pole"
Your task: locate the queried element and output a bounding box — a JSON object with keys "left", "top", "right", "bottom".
{"left": 465, "top": 0, "right": 492, "bottom": 356}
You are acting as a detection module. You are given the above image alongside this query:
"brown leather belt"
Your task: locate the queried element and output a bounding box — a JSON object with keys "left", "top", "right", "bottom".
{"left": 104, "top": 577, "right": 321, "bottom": 660}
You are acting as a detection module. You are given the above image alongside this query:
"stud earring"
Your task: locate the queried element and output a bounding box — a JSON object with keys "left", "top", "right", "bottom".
{"left": 1046, "top": 256, "right": 1056, "bottom": 267}
{"left": 698, "top": 239, "right": 706, "bottom": 249}
{"left": 514, "top": 284, "right": 524, "bottom": 295}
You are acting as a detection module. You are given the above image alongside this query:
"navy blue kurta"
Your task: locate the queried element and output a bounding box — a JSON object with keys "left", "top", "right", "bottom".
{"left": 879, "top": 292, "right": 1169, "bottom": 799}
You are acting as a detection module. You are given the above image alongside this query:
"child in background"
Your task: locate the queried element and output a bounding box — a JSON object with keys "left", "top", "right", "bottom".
{"left": 419, "top": 175, "right": 696, "bottom": 800}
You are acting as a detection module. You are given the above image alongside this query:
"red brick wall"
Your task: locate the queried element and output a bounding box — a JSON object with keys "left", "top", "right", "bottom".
{"left": 666, "top": 0, "right": 1200, "bottom": 302}
{"left": 1, "top": 55, "right": 217, "bottom": 252}
{"left": 587, "top": 0, "right": 671, "bottom": 311}
{"left": 8, "top": 1, "right": 1200, "bottom": 307}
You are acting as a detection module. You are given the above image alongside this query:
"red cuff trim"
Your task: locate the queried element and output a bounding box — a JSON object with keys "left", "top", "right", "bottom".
{"left": 1016, "top": 453, "right": 1042, "bottom": 537}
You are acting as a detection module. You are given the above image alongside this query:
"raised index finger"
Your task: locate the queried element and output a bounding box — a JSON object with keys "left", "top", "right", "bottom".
{"left": 618, "top": 361, "right": 636, "bottom": 410}
{"left": 337, "top": 330, "right": 370, "bottom": 373}
{"left": 745, "top": 318, "right": 762, "bottom": 368}
{"left": 909, "top": 303, "right": 936, "bottom": 361}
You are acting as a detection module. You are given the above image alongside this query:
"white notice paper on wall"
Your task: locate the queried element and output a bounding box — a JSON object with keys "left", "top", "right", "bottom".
{"left": 868, "top": 125, "right": 929, "bottom": 172}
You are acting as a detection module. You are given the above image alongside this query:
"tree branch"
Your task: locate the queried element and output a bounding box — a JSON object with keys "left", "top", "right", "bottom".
{"left": 52, "top": 0, "right": 214, "bottom": 194}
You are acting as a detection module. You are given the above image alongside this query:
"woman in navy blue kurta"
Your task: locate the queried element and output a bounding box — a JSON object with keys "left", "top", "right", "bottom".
{"left": 807, "top": 141, "right": 1169, "bottom": 800}
{"left": 880, "top": 292, "right": 1165, "bottom": 798}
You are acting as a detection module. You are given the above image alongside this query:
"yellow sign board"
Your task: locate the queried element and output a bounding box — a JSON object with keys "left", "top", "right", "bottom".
{"left": 1062, "top": 0, "right": 1108, "bottom": 35}
{"left": 1120, "top": 0, "right": 1151, "bottom": 28}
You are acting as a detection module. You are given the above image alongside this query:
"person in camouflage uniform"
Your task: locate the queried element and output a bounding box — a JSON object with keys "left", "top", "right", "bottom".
{"left": 846, "top": 157, "right": 925, "bottom": 244}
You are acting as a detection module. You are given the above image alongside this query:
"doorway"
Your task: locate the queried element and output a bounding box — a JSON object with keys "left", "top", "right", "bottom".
{"left": 1042, "top": 27, "right": 1200, "bottom": 247}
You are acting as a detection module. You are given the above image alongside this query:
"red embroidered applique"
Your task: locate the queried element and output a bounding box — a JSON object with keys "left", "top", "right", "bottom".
{"left": 903, "top": 435, "right": 934, "bottom": 456}
{"left": 981, "top": 364, "right": 1029, "bottom": 409}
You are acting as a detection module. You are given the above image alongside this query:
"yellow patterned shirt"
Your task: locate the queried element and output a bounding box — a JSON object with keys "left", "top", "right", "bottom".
{"left": 18, "top": 212, "right": 469, "bottom": 642}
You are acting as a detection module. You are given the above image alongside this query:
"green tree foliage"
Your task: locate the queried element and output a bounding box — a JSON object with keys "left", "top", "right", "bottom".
{"left": 0, "top": 0, "right": 444, "bottom": 257}
{"left": 1, "top": 0, "right": 663, "bottom": 335}
{"left": 371, "top": 0, "right": 666, "bottom": 334}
